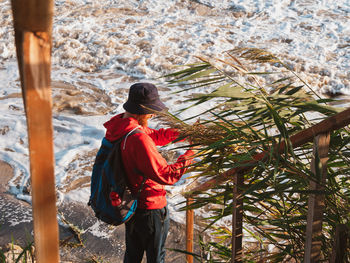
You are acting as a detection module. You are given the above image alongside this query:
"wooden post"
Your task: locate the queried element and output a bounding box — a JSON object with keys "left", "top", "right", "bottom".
{"left": 186, "top": 197, "right": 194, "bottom": 263}
{"left": 330, "top": 224, "right": 348, "bottom": 263}
{"left": 304, "top": 133, "right": 330, "bottom": 263}
{"left": 11, "top": 1, "right": 59, "bottom": 262}
{"left": 232, "top": 174, "right": 244, "bottom": 263}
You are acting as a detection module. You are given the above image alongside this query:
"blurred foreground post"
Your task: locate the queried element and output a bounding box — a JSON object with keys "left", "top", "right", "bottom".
{"left": 186, "top": 197, "right": 194, "bottom": 263}
{"left": 11, "top": 0, "right": 59, "bottom": 262}
{"left": 304, "top": 133, "right": 330, "bottom": 263}
{"left": 232, "top": 174, "right": 243, "bottom": 263}
{"left": 330, "top": 224, "right": 349, "bottom": 263}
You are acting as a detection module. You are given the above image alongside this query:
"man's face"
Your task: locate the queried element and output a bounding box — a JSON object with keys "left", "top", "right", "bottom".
{"left": 138, "top": 114, "right": 154, "bottom": 127}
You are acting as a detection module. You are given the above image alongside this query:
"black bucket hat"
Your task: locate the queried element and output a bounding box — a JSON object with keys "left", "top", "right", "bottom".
{"left": 123, "top": 83, "right": 167, "bottom": 114}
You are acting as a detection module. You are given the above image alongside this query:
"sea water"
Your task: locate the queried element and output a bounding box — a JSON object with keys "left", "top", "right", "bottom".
{"left": 0, "top": 0, "right": 349, "bottom": 226}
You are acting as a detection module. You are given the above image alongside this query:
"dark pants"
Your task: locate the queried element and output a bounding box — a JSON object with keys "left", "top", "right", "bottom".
{"left": 124, "top": 206, "right": 170, "bottom": 263}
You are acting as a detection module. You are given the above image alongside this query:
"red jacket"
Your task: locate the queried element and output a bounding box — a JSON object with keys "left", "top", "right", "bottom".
{"left": 104, "top": 113, "right": 194, "bottom": 209}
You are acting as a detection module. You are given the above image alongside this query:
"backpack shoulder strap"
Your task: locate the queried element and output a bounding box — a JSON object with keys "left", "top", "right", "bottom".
{"left": 120, "top": 127, "right": 147, "bottom": 195}
{"left": 121, "top": 126, "right": 142, "bottom": 150}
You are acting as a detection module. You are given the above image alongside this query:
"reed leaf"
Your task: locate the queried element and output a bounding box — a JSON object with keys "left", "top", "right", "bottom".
{"left": 161, "top": 47, "right": 350, "bottom": 262}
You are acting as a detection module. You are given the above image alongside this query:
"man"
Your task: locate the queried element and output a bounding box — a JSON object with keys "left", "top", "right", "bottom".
{"left": 103, "top": 83, "right": 195, "bottom": 263}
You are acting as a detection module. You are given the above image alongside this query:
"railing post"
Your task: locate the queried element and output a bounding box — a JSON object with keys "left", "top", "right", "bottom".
{"left": 186, "top": 197, "right": 194, "bottom": 263}
{"left": 11, "top": 1, "right": 59, "bottom": 262}
{"left": 304, "top": 133, "right": 330, "bottom": 263}
{"left": 232, "top": 173, "right": 244, "bottom": 263}
{"left": 330, "top": 224, "right": 348, "bottom": 263}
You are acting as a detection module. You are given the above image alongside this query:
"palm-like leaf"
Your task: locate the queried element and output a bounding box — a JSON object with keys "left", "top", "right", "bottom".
{"left": 160, "top": 48, "right": 350, "bottom": 262}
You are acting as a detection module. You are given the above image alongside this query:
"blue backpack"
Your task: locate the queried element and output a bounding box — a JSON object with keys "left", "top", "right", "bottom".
{"left": 88, "top": 129, "right": 145, "bottom": 226}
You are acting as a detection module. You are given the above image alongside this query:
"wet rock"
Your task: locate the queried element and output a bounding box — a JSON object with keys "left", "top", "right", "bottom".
{"left": 51, "top": 80, "right": 114, "bottom": 115}
{"left": 8, "top": 105, "right": 21, "bottom": 111}
{"left": 136, "top": 40, "right": 152, "bottom": 53}
{"left": 0, "top": 126, "right": 9, "bottom": 135}
{"left": 195, "top": 4, "right": 213, "bottom": 16}
{"left": 125, "top": 18, "right": 136, "bottom": 24}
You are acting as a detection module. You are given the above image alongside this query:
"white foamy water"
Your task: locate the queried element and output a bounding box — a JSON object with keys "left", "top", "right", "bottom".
{"left": 0, "top": 0, "right": 350, "bottom": 226}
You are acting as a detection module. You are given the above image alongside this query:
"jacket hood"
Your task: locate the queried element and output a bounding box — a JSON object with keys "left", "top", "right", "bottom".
{"left": 103, "top": 113, "right": 140, "bottom": 141}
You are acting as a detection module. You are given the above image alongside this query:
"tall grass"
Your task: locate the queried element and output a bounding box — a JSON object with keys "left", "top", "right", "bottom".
{"left": 161, "top": 48, "right": 350, "bottom": 262}
{"left": 0, "top": 241, "right": 34, "bottom": 263}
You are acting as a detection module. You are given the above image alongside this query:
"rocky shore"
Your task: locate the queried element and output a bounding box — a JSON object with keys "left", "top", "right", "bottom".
{"left": 0, "top": 160, "right": 197, "bottom": 263}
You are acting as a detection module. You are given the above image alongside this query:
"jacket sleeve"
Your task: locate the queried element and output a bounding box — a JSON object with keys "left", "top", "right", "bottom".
{"left": 128, "top": 133, "right": 194, "bottom": 185}
{"left": 142, "top": 127, "right": 181, "bottom": 146}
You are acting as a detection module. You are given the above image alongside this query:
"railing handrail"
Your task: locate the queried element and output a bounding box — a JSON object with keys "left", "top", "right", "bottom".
{"left": 185, "top": 107, "right": 350, "bottom": 196}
